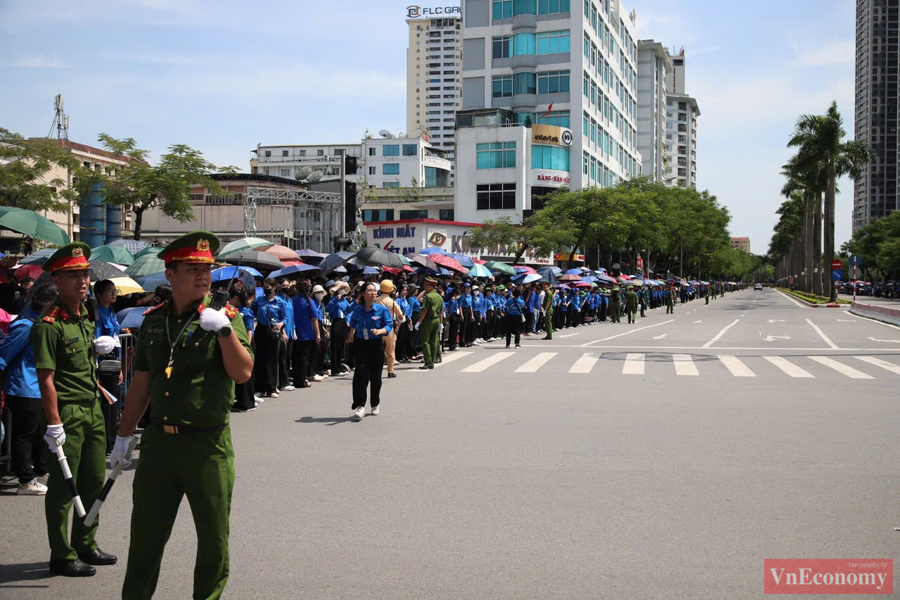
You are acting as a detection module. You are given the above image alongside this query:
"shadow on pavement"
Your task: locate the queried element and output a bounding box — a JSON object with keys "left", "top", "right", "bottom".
{"left": 0, "top": 561, "right": 52, "bottom": 585}
{"left": 295, "top": 416, "right": 356, "bottom": 426}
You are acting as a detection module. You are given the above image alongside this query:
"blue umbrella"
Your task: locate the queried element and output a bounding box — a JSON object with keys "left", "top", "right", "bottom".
{"left": 564, "top": 268, "right": 584, "bottom": 275}
{"left": 416, "top": 266, "right": 454, "bottom": 277}
{"left": 255, "top": 286, "right": 264, "bottom": 300}
{"left": 211, "top": 266, "right": 260, "bottom": 290}
{"left": 138, "top": 271, "right": 168, "bottom": 291}
{"left": 18, "top": 248, "right": 57, "bottom": 265}
{"left": 418, "top": 247, "right": 447, "bottom": 255}
{"left": 362, "top": 266, "right": 380, "bottom": 275}
{"left": 117, "top": 307, "right": 147, "bottom": 329}
{"left": 514, "top": 273, "right": 542, "bottom": 285}
{"left": 537, "top": 267, "right": 559, "bottom": 285}
{"left": 447, "top": 253, "right": 475, "bottom": 268}
{"left": 270, "top": 263, "right": 321, "bottom": 279}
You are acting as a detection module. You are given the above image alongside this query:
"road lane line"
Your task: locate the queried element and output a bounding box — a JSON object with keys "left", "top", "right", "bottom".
{"left": 461, "top": 352, "right": 513, "bottom": 373}
{"left": 672, "top": 354, "right": 699, "bottom": 376}
{"left": 580, "top": 320, "right": 675, "bottom": 347}
{"left": 434, "top": 351, "right": 473, "bottom": 367}
{"left": 703, "top": 319, "right": 740, "bottom": 348}
{"left": 808, "top": 356, "right": 873, "bottom": 379}
{"left": 569, "top": 353, "right": 600, "bottom": 374}
{"left": 805, "top": 319, "right": 839, "bottom": 349}
{"left": 560, "top": 332, "right": 579, "bottom": 338}
{"left": 763, "top": 356, "right": 814, "bottom": 378}
{"left": 623, "top": 353, "right": 645, "bottom": 375}
{"left": 718, "top": 355, "right": 755, "bottom": 377}
{"left": 855, "top": 356, "right": 900, "bottom": 375}
{"left": 515, "top": 352, "right": 557, "bottom": 373}
{"left": 775, "top": 289, "right": 809, "bottom": 308}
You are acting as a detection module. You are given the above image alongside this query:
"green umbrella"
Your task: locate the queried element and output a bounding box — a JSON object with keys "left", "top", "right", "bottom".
{"left": 134, "top": 246, "right": 162, "bottom": 259}
{"left": 484, "top": 261, "right": 516, "bottom": 276}
{"left": 90, "top": 244, "right": 134, "bottom": 266}
{"left": 218, "top": 237, "right": 274, "bottom": 258}
{"left": 469, "top": 263, "right": 492, "bottom": 278}
{"left": 0, "top": 206, "right": 69, "bottom": 246}
{"left": 125, "top": 251, "right": 165, "bottom": 277}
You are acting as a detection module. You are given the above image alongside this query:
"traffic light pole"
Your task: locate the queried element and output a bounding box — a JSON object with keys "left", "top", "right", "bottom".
{"left": 340, "top": 149, "right": 346, "bottom": 236}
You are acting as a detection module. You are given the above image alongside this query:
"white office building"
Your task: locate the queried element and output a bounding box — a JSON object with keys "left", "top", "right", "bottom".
{"left": 663, "top": 48, "right": 699, "bottom": 188}
{"left": 455, "top": 0, "right": 641, "bottom": 222}
{"left": 252, "top": 143, "right": 362, "bottom": 180}
{"left": 636, "top": 39, "right": 671, "bottom": 183}
{"left": 360, "top": 136, "right": 452, "bottom": 189}
{"left": 407, "top": 10, "right": 462, "bottom": 168}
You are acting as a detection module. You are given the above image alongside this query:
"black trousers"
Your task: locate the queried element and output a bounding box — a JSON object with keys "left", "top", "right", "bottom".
{"left": 279, "top": 338, "right": 293, "bottom": 387}
{"left": 8, "top": 396, "right": 47, "bottom": 484}
{"left": 293, "top": 339, "right": 316, "bottom": 386}
{"left": 505, "top": 314, "right": 522, "bottom": 347}
{"left": 449, "top": 314, "right": 461, "bottom": 350}
{"left": 352, "top": 339, "right": 384, "bottom": 409}
{"left": 254, "top": 325, "right": 280, "bottom": 394}
{"left": 460, "top": 308, "right": 473, "bottom": 345}
{"left": 331, "top": 319, "right": 348, "bottom": 373}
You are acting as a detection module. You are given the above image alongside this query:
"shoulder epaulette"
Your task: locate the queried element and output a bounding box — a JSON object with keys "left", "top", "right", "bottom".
{"left": 143, "top": 302, "right": 166, "bottom": 316}
{"left": 223, "top": 304, "right": 238, "bottom": 319}
{"left": 42, "top": 307, "right": 60, "bottom": 323}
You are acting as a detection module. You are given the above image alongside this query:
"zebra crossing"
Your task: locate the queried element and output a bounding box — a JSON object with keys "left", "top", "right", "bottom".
{"left": 412, "top": 350, "right": 900, "bottom": 381}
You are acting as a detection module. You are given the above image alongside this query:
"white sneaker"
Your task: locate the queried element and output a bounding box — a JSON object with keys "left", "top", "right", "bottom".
{"left": 312, "top": 375, "right": 325, "bottom": 382}
{"left": 371, "top": 405, "right": 380, "bottom": 416}
{"left": 18, "top": 479, "right": 48, "bottom": 495}
{"left": 473, "top": 340, "right": 481, "bottom": 345}
{"left": 268, "top": 391, "right": 279, "bottom": 398}
{"left": 279, "top": 385, "right": 295, "bottom": 392}
{"left": 255, "top": 396, "right": 265, "bottom": 403}
{"left": 352, "top": 406, "right": 365, "bottom": 420}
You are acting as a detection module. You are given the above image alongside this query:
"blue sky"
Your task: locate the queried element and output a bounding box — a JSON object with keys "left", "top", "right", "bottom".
{"left": 0, "top": 0, "right": 857, "bottom": 254}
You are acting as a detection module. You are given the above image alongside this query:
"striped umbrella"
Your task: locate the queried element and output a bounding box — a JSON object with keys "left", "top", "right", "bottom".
{"left": 218, "top": 237, "right": 274, "bottom": 258}
{"left": 18, "top": 248, "right": 57, "bottom": 265}
{"left": 108, "top": 239, "right": 150, "bottom": 254}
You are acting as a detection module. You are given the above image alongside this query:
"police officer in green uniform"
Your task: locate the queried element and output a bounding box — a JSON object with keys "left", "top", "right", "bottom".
{"left": 111, "top": 232, "right": 253, "bottom": 600}
{"left": 667, "top": 286, "right": 676, "bottom": 313}
{"left": 33, "top": 242, "right": 119, "bottom": 577}
{"left": 541, "top": 281, "right": 554, "bottom": 340}
{"left": 625, "top": 285, "right": 639, "bottom": 324}
{"left": 416, "top": 276, "right": 443, "bottom": 370}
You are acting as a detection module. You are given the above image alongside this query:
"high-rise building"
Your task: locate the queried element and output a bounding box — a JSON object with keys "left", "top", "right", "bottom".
{"left": 663, "top": 48, "right": 699, "bottom": 188}
{"left": 636, "top": 40, "right": 672, "bottom": 182}
{"left": 853, "top": 0, "right": 899, "bottom": 231}
{"left": 454, "top": 0, "right": 641, "bottom": 222}
{"left": 730, "top": 237, "right": 751, "bottom": 253}
{"left": 406, "top": 12, "right": 462, "bottom": 169}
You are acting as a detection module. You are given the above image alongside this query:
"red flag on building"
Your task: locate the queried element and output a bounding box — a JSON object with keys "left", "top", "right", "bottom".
{"left": 540, "top": 103, "right": 554, "bottom": 119}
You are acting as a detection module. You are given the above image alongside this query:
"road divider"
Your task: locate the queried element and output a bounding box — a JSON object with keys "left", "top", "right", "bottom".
{"left": 851, "top": 301, "right": 900, "bottom": 327}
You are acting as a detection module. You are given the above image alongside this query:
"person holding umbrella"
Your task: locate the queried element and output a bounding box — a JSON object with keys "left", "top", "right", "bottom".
{"left": 346, "top": 282, "right": 392, "bottom": 419}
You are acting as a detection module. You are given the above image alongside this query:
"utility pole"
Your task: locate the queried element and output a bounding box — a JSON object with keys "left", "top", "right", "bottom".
{"left": 339, "top": 149, "right": 346, "bottom": 236}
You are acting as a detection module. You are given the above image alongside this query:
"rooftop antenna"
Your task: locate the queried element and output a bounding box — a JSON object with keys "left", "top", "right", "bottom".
{"left": 48, "top": 94, "right": 70, "bottom": 140}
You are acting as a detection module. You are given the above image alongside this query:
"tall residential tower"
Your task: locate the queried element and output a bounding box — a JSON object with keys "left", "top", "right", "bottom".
{"left": 636, "top": 39, "right": 672, "bottom": 182}
{"left": 664, "top": 48, "right": 699, "bottom": 188}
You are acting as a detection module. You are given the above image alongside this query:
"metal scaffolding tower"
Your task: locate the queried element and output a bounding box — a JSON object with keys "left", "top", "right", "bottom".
{"left": 243, "top": 186, "right": 342, "bottom": 252}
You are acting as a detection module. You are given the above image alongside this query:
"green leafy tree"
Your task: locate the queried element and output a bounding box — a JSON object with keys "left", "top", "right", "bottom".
{"left": 467, "top": 216, "right": 571, "bottom": 265}
{"left": 94, "top": 134, "right": 234, "bottom": 240}
{"left": 0, "top": 127, "right": 91, "bottom": 212}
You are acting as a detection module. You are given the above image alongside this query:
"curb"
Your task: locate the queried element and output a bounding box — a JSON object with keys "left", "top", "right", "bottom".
{"left": 850, "top": 301, "right": 900, "bottom": 327}
{"left": 776, "top": 289, "right": 846, "bottom": 308}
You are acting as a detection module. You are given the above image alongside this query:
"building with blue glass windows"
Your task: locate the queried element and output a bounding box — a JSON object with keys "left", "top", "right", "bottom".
{"left": 454, "top": 0, "right": 642, "bottom": 223}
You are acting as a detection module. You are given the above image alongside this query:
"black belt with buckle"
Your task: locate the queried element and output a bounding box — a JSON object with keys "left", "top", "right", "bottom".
{"left": 150, "top": 420, "right": 227, "bottom": 435}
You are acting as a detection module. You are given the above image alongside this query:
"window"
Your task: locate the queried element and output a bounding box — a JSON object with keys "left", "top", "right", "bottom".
{"left": 280, "top": 168, "right": 291, "bottom": 177}
{"left": 513, "top": 33, "right": 535, "bottom": 56}
{"left": 513, "top": 72, "right": 536, "bottom": 95}
{"left": 492, "top": 75, "right": 513, "bottom": 97}
{"left": 476, "top": 142, "right": 516, "bottom": 169}
{"left": 493, "top": 36, "right": 511, "bottom": 58}
{"left": 400, "top": 210, "right": 429, "bottom": 219}
{"left": 539, "top": 109, "right": 569, "bottom": 127}
{"left": 282, "top": 150, "right": 289, "bottom": 157}
{"left": 513, "top": 0, "right": 536, "bottom": 15}
{"left": 402, "top": 144, "right": 418, "bottom": 156}
{"left": 368, "top": 167, "right": 376, "bottom": 175}
{"left": 439, "top": 209, "right": 455, "bottom": 221}
{"left": 532, "top": 145, "right": 570, "bottom": 171}
{"left": 425, "top": 166, "right": 449, "bottom": 187}
{"left": 264, "top": 150, "right": 271, "bottom": 157}
{"left": 362, "top": 209, "right": 395, "bottom": 222}
{"left": 383, "top": 163, "right": 400, "bottom": 175}
{"left": 538, "top": 70, "right": 570, "bottom": 94}
{"left": 298, "top": 149, "right": 306, "bottom": 156}
{"left": 493, "top": 0, "right": 512, "bottom": 19}
{"left": 368, "top": 147, "right": 376, "bottom": 156}
{"left": 383, "top": 181, "right": 400, "bottom": 189}
{"left": 538, "top": 0, "right": 569, "bottom": 14}
{"left": 383, "top": 145, "right": 400, "bottom": 156}
{"left": 537, "top": 31, "right": 570, "bottom": 55}
{"left": 476, "top": 183, "right": 517, "bottom": 210}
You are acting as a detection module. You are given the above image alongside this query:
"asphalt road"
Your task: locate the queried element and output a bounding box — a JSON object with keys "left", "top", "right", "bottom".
{"left": 2, "top": 287, "right": 899, "bottom": 599}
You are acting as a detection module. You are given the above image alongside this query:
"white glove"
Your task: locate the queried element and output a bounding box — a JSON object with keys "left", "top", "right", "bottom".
{"left": 94, "top": 336, "right": 117, "bottom": 355}
{"left": 200, "top": 307, "right": 231, "bottom": 332}
{"left": 44, "top": 423, "right": 66, "bottom": 451}
{"left": 110, "top": 435, "right": 134, "bottom": 470}
{"left": 414, "top": 322, "right": 420, "bottom": 331}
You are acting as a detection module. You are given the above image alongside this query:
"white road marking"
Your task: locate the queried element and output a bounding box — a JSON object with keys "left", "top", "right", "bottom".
{"left": 855, "top": 356, "right": 900, "bottom": 375}
{"left": 653, "top": 333, "right": 669, "bottom": 340}
{"left": 767, "top": 319, "right": 786, "bottom": 323}
{"left": 806, "top": 319, "right": 839, "bottom": 350}
{"left": 703, "top": 319, "right": 740, "bottom": 348}
{"left": 672, "top": 354, "right": 699, "bottom": 376}
{"left": 569, "top": 353, "right": 600, "bottom": 374}
{"left": 775, "top": 289, "right": 809, "bottom": 308}
{"left": 763, "top": 356, "right": 814, "bottom": 378}
{"left": 693, "top": 320, "right": 703, "bottom": 324}
{"left": 515, "top": 352, "right": 557, "bottom": 373}
{"left": 836, "top": 319, "right": 857, "bottom": 323}
{"left": 560, "top": 332, "right": 579, "bottom": 338}
{"left": 867, "top": 336, "right": 900, "bottom": 344}
{"left": 433, "top": 351, "right": 473, "bottom": 367}
{"left": 461, "top": 352, "right": 514, "bottom": 373}
{"left": 808, "top": 356, "right": 873, "bottom": 379}
{"left": 581, "top": 320, "right": 675, "bottom": 347}
{"left": 719, "top": 355, "right": 755, "bottom": 377}
{"left": 763, "top": 334, "right": 791, "bottom": 342}
{"left": 623, "top": 353, "right": 645, "bottom": 375}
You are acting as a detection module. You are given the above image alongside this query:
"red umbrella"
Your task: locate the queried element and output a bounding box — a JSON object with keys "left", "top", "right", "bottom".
{"left": 13, "top": 263, "right": 44, "bottom": 281}
{"left": 573, "top": 281, "right": 593, "bottom": 288}
{"left": 265, "top": 244, "right": 301, "bottom": 262}
{"left": 280, "top": 260, "right": 304, "bottom": 267}
{"left": 559, "top": 274, "right": 582, "bottom": 282}
{"left": 431, "top": 253, "right": 469, "bottom": 274}
{"left": 472, "top": 259, "right": 487, "bottom": 264}
{"left": 513, "top": 265, "right": 537, "bottom": 274}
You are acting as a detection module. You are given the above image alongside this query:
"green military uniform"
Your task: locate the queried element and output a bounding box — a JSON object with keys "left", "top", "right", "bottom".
{"left": 32, "top": 244, "right": 107, "bottom": 562}
{"left": 122, "top": 232, "right": 253, "bottom": 600}
{"left": 420, "top": 279, "right": 443, "bottom": 368}
{"left": 667, "top": 288, "right": 676, "bottom": 313}
{"left": 625, "top": 288, "right": 639, "bottom": 324}
{"left": 610, "top": 289, "right": 622, "bottom": 323}
{"left": 542, "top": 287, "right": 555, "bottom": 340}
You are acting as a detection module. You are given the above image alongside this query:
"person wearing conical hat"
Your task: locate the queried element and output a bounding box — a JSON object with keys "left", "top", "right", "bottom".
{"left": 111, "top": 231, "right": 253, "bottom": 600}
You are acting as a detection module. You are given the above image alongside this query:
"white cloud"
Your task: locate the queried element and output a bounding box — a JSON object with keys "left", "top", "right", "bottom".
{"left": 11, "top": 56, "right": 71, "bottom": 69}
{"left": 790, "top": 41, "right": 856, "bottom": 67}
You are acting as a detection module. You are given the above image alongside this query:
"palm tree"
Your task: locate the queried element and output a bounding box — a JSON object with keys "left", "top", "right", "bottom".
{"left": 769, "top": 193, "right": 805, "bottom": 284}
{"left": 787, "top": 102, "right": 872, "bottom": 301}
{"left": 781, "top": 157, "right": 827, "bottom": 295}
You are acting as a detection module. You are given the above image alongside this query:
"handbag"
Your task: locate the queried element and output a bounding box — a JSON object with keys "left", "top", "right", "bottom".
{"left": 519, "top": 313, "right": 526, "bottom": 324}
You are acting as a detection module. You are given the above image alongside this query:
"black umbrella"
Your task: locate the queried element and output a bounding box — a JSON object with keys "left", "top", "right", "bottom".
{"left": 356, "top": 247, "right": 405, "bottom": 268}
{"left": 409, "top": 254, "right": 439, "bottom": 272}
{"left": 221, "top": 250, "right": 284, "bottom": 273}
{"left": 537, "top": 267, "right": 559, "bottom": 285}
{"left": 318, "top": 251, "right": 356, "bottom": 275}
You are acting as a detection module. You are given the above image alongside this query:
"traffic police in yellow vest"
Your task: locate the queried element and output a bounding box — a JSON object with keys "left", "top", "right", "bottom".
{"left": 33, "top": 242, "right": 119, "bottom": 577}
{"left": 112, "top": 231, "right": 253, "bottom": 600}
